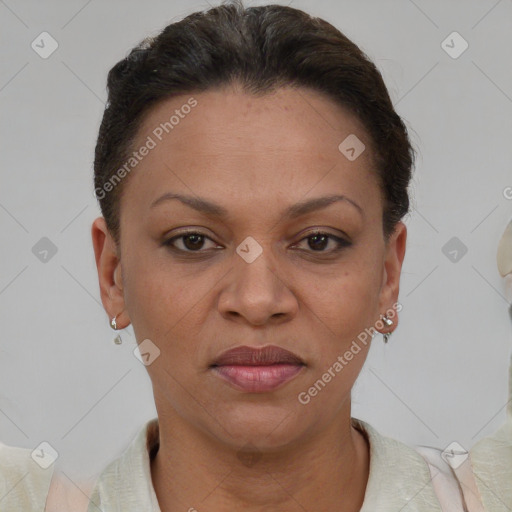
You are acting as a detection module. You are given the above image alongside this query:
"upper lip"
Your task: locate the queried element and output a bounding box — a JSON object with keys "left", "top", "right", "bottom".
{"left": 211, "top": 345, "right": 304, "bottom": 367}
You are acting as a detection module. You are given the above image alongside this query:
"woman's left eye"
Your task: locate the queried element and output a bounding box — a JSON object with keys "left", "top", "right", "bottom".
{"left": 293, "top": 231, "right": 351, "bottom": 253}
{"left": 163, "top": 230, "right": 351, "bottom": 254}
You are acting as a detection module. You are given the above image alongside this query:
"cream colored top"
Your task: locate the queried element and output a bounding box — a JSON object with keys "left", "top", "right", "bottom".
{"left": 84, "top": 404, "right": 511, "bottom": 512}
{"left": 1, "top": 356, "right": 511, "bottom": 511}
{"left": 0, "top": 441, "right": 54, "bottom": 510}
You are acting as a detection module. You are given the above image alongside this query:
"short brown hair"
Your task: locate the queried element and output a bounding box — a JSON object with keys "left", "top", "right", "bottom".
{"left": 94, "top": 0, "right": 416, "bottom": 245}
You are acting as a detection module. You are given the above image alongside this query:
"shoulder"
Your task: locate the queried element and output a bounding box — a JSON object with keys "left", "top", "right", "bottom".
{"left": 0, "top": 441, "right": 55, "bottom": 511}
{"left": 86, "top": 418, "right": 160, "bottom": 512}
{"left": 355, "top": 418, "right": 490, "bottom": 511}
{"left": 469, "top": 352, "right": 512, "bottom": 511}
{"left": 352, "top": 418, "right": 445, "bottom": 511}
{"left": 44, "top": 470, "right": 96, "bottom": 512}
{"left": 0, "top": 440, "right": 95, "bottom": 512}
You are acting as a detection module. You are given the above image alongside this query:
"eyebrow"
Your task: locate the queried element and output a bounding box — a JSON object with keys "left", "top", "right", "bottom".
{"left": 150, "top": 192, "right": 364, "bottom": 220}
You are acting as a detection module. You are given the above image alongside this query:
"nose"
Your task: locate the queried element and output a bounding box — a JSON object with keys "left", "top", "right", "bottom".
{"left": 217, "top": 243, "right": 299, "bottom": 326}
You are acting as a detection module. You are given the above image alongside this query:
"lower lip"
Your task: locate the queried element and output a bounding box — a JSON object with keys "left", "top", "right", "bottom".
{"left": 211, "top": 364, "right": 304, "bottom": 392}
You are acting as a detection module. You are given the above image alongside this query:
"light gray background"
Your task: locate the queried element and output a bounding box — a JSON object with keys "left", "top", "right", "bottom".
{"left": 1, "top": 0, "right": 511, "bottom": 481}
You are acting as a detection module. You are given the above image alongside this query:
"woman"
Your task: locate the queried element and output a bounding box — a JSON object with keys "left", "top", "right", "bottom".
{"left": 2, "top": 1, "right": 509, "bottom": 511}
{"left": 88, "top": 1, "right": 511, "bottom": 511}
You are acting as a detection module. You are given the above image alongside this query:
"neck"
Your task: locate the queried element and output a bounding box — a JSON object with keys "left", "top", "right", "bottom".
{"left": 150, "top": 403, "right": 370, "bottom": 512}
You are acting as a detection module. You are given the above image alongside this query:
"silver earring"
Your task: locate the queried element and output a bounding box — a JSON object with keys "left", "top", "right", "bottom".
{"left": 381, "top": 315, "right": 394, "bottom": 327}
{"left": 110, "top": 316, "right": 123, "bottom": 345}
{"left": 381, "top": 315, "right": 394, "bottom": 344}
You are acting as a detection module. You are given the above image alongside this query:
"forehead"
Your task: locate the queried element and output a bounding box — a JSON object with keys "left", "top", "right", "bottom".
{"left": 121, "top": 85, "right": 378, "bottom": 217}
{"left": 136, "top": 85, "right": 370, "bottom": 158}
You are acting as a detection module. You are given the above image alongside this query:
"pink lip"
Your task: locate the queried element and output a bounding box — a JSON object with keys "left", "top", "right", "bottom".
{"left": 210, "top": 345, "right": 305, "bottom": 392}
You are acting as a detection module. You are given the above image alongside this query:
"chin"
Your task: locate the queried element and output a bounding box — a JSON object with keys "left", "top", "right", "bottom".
{"left": 206, "top": 401, "right": 309, "bottom": 451}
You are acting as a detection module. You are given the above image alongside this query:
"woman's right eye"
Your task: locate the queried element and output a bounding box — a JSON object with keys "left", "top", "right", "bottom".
{"left": 163, "top": 232, "right": 219, "bottom": 253}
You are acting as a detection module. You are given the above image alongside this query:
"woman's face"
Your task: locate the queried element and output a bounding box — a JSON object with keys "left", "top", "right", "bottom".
{"left": 93, "top": 85, "right": 406, "bottom": 450}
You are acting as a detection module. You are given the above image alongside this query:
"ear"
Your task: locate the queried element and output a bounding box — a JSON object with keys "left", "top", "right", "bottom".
{"left": 91, "top": 217, "right": 130, "bottom": 329}
{"left": 377, "top": 221, "right": 407, "bottom": 332}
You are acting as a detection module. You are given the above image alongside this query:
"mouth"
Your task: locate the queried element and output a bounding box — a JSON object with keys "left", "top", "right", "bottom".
{"left": 210, "top": 345, "right": 305, "bottom": 392}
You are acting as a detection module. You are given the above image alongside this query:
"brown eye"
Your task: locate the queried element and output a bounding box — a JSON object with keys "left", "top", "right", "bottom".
{"left": 163, "top": 232, "right": 218, "bottom": 252}
{"left": 307, "top": 233, "right": 329, "bottom": 251}
{"left": 295, "top": 231, "right": 351, "bottom": 253}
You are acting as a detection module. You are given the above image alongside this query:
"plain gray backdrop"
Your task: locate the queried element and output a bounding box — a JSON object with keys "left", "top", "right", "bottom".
{"left": 1, "top": 0, "right": 511, "bottom": 481}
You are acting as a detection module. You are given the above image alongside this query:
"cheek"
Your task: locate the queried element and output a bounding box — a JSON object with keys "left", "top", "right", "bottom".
{"left": 122, "top": 254, "right": 213, "bottom": 344}
{"left": 302, "top": 262, "right": 381, "bottom": 340}
{"left": 121, "top": 253, "right": 171, "bottom": 337}
{"left": 300, "top": 272, "right": 377, "bottom": 403}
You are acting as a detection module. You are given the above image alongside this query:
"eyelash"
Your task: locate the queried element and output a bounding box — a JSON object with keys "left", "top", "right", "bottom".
{"left": 162, "top": 230, "right": 352, "bottom": 256}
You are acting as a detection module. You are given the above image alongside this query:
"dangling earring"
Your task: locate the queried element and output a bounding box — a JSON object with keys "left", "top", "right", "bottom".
{"left": 381, "top": 314, "right": 394, "bottom": 344}
{"left": 110, "top": 315, "right": 123, "bottom": 345}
